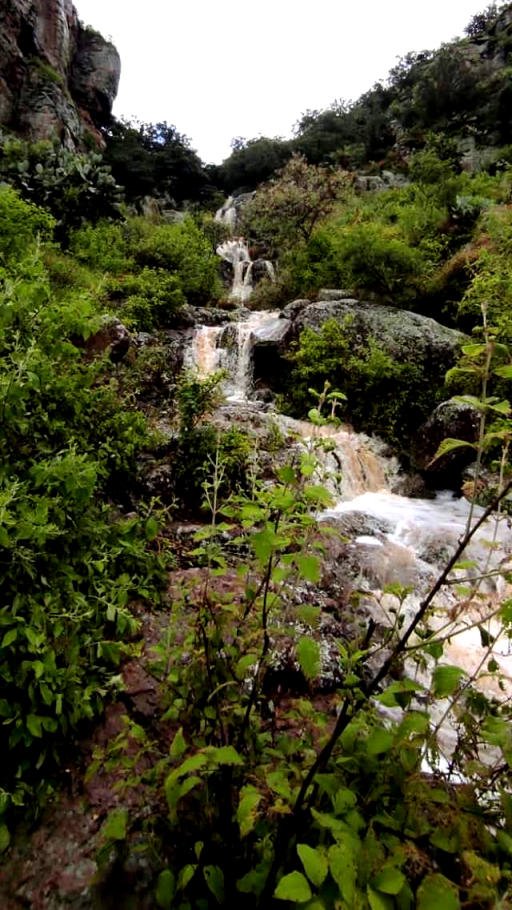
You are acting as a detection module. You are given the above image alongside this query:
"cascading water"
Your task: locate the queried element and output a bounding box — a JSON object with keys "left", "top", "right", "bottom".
{"left": 216, "top": 238, "right": 275, "bottom": 303}
{"left": 185, "top": 310, "right": 286, "bottom": 401}
{"left": 185, "top": 310, "right": 512, "bottom": 734}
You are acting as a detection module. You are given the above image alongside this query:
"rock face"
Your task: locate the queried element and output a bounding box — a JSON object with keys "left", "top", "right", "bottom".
{"left": 0, "top": 0, "right": 120, "bottom": 147}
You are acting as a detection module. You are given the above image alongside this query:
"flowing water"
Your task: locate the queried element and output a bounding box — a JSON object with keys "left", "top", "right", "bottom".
{"left": 184, "top": 310, "right": 285, "bottom": 401}
{"left": 216, "top": 238, "right": 275, "bottom": 303}
{"left": 185, "top": 310, "right": 512, "bottom": 745}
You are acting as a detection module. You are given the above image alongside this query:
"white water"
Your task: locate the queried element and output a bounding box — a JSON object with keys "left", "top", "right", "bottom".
{"left": 216, "top": 238, "right": 275, "bottom": 303}
{"left": 185, "top": 310, "right": 512, "bottom": 726}
{"left": 185, "top": 310, "right": 285, "bottom": 402}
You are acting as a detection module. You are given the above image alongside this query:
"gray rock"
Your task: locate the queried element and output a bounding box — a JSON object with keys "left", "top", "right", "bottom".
{"left": 0, "top": 1, "right": 119, "bottom": 147}
{"left": 412, "top": 400, "right": 479, "bottom": 478}
{"left": 355, "top": 175, "right": 386, "bottom": 192}
{"left": 318, "top": 288, "right": 357, "bottom": 301}
{"left": 84, "top": 316, "right": 130, "bottom": 362}
{"left": 295, "top": 301, "right": 466, "bottom": 375}
{"left": 281, "top": 299, "right": 310, "bottom": 321}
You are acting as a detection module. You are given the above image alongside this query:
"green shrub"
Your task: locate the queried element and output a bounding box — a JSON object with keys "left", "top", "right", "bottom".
{"left": 287, "top": 317, "right": 442, "bottom": 447}
{"left": 0, "top": 135, "right": 122, "bottom": 243}
{"left": 0, "top": 185, "right": 54, "bottom": 264}
{"left": 106, "top": 267, "right": 186, "bottom": 330}
{"left": 132, "top": 217, "right": 221, "bottom": 304}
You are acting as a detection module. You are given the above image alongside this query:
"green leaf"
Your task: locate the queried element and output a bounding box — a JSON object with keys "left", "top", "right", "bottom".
{"left": 205, "top": 745, "right": 244, "bottom": 767}
{"left": 297, "top": 843, "right": 328, "bottom": 887}
{"left": 297, "top": 605, "right": 322, "bottom": 627}
{"left": 203, "top": 865, "right": 224, "bottom": 903}
{"left": 297, "top": 554, "right": 321, "bottom": 583}
{"left": 145, "top": 516, "right": 159, "bottom": 540}
{"left": 236, "top": 653, "right": 259, "bottom": 677}
{"left": 494, "top": 364, "right": 512, "bottom": 379}
{"left": 26, "top": 714, "right": 43, "bottom": 738}
{"left": 237, "top": 786, "right": 262, "bottom": 838}
{"left": 377, "top": 679, "right": 422, "bottom": 708}
{"left": 252, "top": 526, "right": 280, "bottom": 563}
{"left": 274, "top": 871, "right": 312, "bottom": 902}
{"left": 368, "top": 887, "right": 394, "bottom": 910}
{"left": 102, "top": 807, "right": 128, "bottom": 842}
{"left": 366, "top": 727, "right": 395, "bottom": 756}
{"left": 430, "top": 830, "right": 459, "bottom": 853}
{"left": 296, "top": 637, "right": 321, "bottom": 680}
{"left": 416, "top": 873, "right": 460, "bottom": 910}
{"left": 236, "top": 865, "right": 269, "bottom": 896}
{"left": 432, "top": 665, "right": 465, "bottom": 698}
{"left": 1, "top": 629, "right": 17, "bottom": 648}
{"left": 372, "top": 866, "right": 406, "bottom": 895}
{"left": 329, "top": 842, "right": 357, "bottom": 903}
{"left": 0, "top": 824, "right": 10, "bottom": 853}
{"left": 156, "top": 869, "right": 175, "bottom": 909}
{"left": 430, "top": 438, "right": 475, "bottom": 464}
{"left": 461, "top": 342, "right": 488, "bottom": 358}
{"left": 170, "top": 727, "right": 187, "bottom": 760}
{"left": 177, "top": 863, "right": 197, "bottom": 891}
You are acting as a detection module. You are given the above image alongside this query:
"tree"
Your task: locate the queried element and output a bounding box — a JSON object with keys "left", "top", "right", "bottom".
{"left": 241, "top": 154, "right": 351, "bottom": 253}
{"left": 102, "top": 119, "right": 210, "bottom": 205}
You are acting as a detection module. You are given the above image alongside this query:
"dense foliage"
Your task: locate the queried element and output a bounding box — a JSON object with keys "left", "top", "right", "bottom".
{"left": 102, "top": 120, "right": 214, "bottom": 207}
{"left": 0, "top": 187, "right": 168, "bottom": 832}
{"left": 0, "top": 134, "right": 122, "bottom": 243}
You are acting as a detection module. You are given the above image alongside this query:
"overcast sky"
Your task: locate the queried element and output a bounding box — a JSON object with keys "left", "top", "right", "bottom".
{"left": 75, "top": 0, "right": 488, "bottom": 164}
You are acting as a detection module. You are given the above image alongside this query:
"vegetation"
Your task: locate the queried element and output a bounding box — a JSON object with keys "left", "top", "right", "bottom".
{"left": 0, "top": 186, "right": 167, "bottom": 830}
{"left": 3, "top": 3, "right": 512, "bottom": 906}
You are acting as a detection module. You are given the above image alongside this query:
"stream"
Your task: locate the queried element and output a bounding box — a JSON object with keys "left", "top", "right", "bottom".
{"left": 185, "top": 309, "right": 512, "bottom": 745}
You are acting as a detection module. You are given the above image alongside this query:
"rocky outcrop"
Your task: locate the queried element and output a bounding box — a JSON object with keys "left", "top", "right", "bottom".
{"left": 0, "top": 0, "right": 120, "bottom": 147}
{"left": 294, "top": 299, "right": 466, "bottom": 379}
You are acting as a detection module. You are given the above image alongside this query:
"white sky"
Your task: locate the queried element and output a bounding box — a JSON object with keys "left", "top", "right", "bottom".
{"left": 75, "top": 0, "right": 487, "bottom": 164}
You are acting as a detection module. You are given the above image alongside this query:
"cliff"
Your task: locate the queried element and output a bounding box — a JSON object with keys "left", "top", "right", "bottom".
{"left": 0, "top": 0, "right": 120, "bottom": 148}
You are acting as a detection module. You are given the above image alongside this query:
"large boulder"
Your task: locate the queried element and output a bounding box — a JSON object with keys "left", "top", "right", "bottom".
{"left": 294, "top": 300, "right": 466, "bottom": 379}
{"left": 287, "top": 299, "right": 467, "bottom": 452}
{"left": 412, "top": 399, "right": 480, "bottom": 483}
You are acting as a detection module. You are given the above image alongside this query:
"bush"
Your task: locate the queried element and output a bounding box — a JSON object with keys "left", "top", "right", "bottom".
{"left": 287, "top": 317, "right": 442, "bottom": 447}
{"left": 0, "top": 135, "right": 122, "bottom": 243}
{"left": 0, "top": 185, "right": 54, "bottom": 264}
{"left": 106, "top": 268, "right": 186, "bottom": 330}
{"left": 132, "top": 218, "right": 221, "bottom": 305}
{"left": 71, "top": 216, "right": 221, "bottom": 311}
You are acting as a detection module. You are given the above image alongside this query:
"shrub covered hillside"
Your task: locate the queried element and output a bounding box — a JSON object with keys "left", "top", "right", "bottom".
{"left": 211, "top": 2, "right": 512, "bottom": 192}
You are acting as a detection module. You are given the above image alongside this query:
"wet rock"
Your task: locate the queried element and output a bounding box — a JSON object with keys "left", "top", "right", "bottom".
{"left": 172, "top": 305, "right": 233, "bottom": 328}
{"left": 295, "top": 300, "right": 466, "bottom": 392}
{"left": 83, "top": 316, "right": 131, "bottom": 362}
{"left": 317, "top": 288, "right": 357, "bottom": 301}
{"left": 214, "top": 192, "right": 255, "bottom": 229}
{"left": 281, "top": 299, "right": 310, "bottom": 320}
{"left": 355, "top": 174, "right": 386, "bottom": 192}
{"left": 412, "top": 399, "right": 479, "bottom": 483}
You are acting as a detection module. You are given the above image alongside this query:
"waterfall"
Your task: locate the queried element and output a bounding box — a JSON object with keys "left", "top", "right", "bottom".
{"left": 185, "top": 310, "right": 512, "bottom": 721}
{"left": 216, "top": 238, "right": 275, "bottom": 303}
{"left": 185, "top": 310, "right": 284, "bottom": 401}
